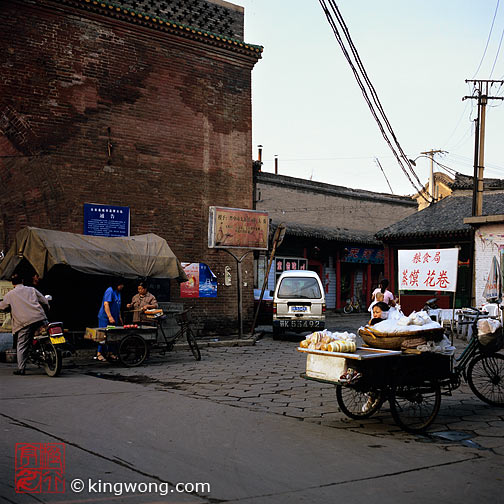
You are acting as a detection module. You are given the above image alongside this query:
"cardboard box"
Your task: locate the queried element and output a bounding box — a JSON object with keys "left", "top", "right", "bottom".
{"left": 84, "top": 327, "right": 106, "bottom": 342}
{"left": 305, "top": 353, "right": 347, "bottom": 381}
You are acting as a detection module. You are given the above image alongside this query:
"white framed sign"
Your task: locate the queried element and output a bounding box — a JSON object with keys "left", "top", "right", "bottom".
{"left": 398, "top": 248, "right": 459, "bottom": 292}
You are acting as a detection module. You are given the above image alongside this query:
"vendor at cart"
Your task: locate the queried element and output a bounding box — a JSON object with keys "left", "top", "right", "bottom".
{"left": 96, "top": 279, "right": 124, "bottom": 362}
{"left": 127, "top": 281, "right": 158, "bottom": 323}
{"left": 368, "top": 301, "right": 390, "bottom": 326}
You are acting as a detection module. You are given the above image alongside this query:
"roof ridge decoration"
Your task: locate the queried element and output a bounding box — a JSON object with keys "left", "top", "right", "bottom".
{"left": 50, "top": 0, "right": 263, "bottom": 57}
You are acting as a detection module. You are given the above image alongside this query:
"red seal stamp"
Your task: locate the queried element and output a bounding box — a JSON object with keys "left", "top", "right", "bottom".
{"left": 15, "top": 443, "right": 65, "bottom": 493}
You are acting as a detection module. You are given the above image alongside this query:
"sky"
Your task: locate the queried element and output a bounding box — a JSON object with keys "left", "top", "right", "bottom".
{"left": 237, "top": 0, "right": 504, "bottom": 196}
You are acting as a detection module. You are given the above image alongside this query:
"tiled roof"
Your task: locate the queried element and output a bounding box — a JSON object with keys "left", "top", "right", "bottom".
{"left": 51, "top": 0, "right": 263, "bottom": 57}
{"left": 450, "top": 173, "right": 504, "bottom": 190}
{"left": 258, "top": 172, "right": 416, "bottom": 207}
{"left": 376, "top": 193, "right": 504, "bottom": 240}
{"left": 271, "top": 221, "right": 381, "bottom": 246}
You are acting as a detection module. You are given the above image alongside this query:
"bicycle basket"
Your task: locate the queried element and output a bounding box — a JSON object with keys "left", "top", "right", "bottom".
{"left": 478, "top": 327, "right": 504, "bottom": 354}
{"left": 175, "top": 310, "right": 192, "bottom": 325}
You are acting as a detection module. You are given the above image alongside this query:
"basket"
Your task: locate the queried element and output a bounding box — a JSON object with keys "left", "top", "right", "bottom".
{"left": 359, "top": 326, "right": 444, "bottom": 351}
{"left": 175, "top": 310, "right": 192, "bottom": 325}
{"left": 478, "top": 327, "right": 504, "bottom": 354}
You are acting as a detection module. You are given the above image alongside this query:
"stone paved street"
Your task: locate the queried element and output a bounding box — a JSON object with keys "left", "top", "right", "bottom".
{"left": 71, "top": 313, "right": 504, "bottom": 453}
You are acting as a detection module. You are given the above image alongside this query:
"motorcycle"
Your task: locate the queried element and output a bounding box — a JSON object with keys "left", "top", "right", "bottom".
{"left": 30, "top": 321, "right": 66, "bottom": 377}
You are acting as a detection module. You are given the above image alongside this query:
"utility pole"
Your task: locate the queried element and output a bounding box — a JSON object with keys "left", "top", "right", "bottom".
{"left": 420, "top": 149, "right": 445, "bottom": 204}
{"left": 463, "top": 80, "right": 504, "bottom": 216}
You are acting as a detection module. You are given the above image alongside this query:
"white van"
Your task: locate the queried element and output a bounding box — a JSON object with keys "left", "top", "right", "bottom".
{"left": 272, "top": 270, "right": 325, "bottom": 338}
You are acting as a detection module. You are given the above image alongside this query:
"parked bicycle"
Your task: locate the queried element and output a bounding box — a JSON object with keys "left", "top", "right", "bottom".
{"left": 343, "top": 296, "right": 361, "bottom": 314}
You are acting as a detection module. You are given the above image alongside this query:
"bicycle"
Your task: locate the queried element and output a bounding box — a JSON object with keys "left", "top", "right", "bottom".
{"left": 150, "top": 308, "right": 201, "bottom": 362}
{"left": 343, "top": 296, "right": 361, "bottom": 314}
{"left": 303, "top": 307, "right": 504, "bottom": 433}
{"left": 91, "top": 308, "right": 202, "bottom": 367}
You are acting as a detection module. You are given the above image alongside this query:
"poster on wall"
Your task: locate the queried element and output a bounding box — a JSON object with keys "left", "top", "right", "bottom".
{"left": 398, "top": 248, "right": 459, "bottom": 292}
{"left": 180, "top": 263, "right": 217, "bottom": 298}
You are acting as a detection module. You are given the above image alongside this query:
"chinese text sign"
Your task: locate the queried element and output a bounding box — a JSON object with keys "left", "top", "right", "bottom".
{"left": 208, "top": 207, "right": 268, "bottom": 250}
{"left": 398, "top": 248, "right": 459, "bottom": 292}
{"left": 84, "top": 203, "right": 130, "bottom": 237}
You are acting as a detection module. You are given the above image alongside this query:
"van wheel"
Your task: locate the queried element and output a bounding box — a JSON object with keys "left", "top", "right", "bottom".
{"left": 272, "top": 327, "right": 284, "bottom": 340}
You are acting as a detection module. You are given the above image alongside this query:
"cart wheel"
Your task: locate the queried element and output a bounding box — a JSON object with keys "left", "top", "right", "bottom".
{"left": 118, "top": 334, "right": 149, "bottom": 367}
{"left": 467, "top": 353, "right": 504, "bottom": 406}
{"left": 186, "top": 328, "right": 201, "bottom": 361}
{"left": 335, "top": 385, "right": 384, "bottom": 419}
{"left": 389, "top": 378, "right": 441, "bottom": 433}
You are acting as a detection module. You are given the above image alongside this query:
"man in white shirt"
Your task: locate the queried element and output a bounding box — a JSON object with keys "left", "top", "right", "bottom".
{"left": 0, "top": 273, "right": 49, "bottom": 375}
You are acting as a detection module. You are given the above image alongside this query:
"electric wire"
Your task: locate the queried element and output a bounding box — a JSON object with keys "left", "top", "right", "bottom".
{"left": 318, "top": 0, "right": 431, "bottom": 202}
{"left": 326, "top": 0, "right": 427, "bottom": 194}
{"left": 473, "top": 0, "right": 500, "bottom": 78}
{"left": 490, "top": 26, "right": 504, "bottom": 78}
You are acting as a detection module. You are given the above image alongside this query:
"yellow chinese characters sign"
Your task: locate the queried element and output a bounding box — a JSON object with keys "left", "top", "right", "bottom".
{"left": 208, "top": 207, "right": 269, "bottom": 250}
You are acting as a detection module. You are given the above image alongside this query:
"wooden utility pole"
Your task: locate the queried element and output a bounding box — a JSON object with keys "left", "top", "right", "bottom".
{"left": 463, "top": 80, "right": 504, "bottom": 216}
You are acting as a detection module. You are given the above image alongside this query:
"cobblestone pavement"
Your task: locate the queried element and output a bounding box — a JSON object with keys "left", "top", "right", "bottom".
{"left": 70, "top": 312, "right": 504, "bottom": 454}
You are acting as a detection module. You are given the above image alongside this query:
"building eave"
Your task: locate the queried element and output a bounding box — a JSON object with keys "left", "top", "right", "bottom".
{"left": 43, "top": 0, "right": 263, "bottom": 59}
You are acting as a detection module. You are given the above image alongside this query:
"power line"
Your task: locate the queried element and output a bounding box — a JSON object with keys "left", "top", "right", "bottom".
{"left": 318, "top": 0, "right": 431, "bottom": 202}
{"left": 374, "top": 157, "right": 393, "bottom": 194}
{"left": 490, "top": 26, "right": 504, "bottom": 78}
{"left": 473, "top": 0, "right": 500, "bottom": 78}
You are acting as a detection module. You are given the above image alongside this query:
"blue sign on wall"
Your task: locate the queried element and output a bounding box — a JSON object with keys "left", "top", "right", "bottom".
{"left": 84, "top": 203, "right": 130, "bottom": 237}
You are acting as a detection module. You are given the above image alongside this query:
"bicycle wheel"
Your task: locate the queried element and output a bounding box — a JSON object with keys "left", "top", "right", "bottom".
{"left": 186, "top": 328, "right": 201, "bottom": 361}
{"left": 42, "top": 342, "right": 62, "bottom": 377}
{"left": 336, "top": 385, "right": 384, "bottom": 419}
{"left": 343, "top": 304, "right": 353, "bottom": 314}
{"left": 118, "top": 334, "right": 149, "bottom": 367}
{"left": 467, "top": 353, "right": 504, "bottom": 406}
{"left": 389, "top": 379, "right": 441, "bottom": 433}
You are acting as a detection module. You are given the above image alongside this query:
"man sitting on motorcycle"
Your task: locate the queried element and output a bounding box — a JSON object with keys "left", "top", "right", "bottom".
{"left": 0, "top": 273, "right": 49, "bottom": 375}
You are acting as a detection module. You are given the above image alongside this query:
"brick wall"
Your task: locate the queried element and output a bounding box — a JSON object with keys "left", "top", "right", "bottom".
{"left": 473, "top": 223, "right": 504, "bottom": 306}
{"left": 257, "top": 173, "right": 416, "bottom": 233}
{"left": 0, "top": 0, "right": 261, "bottom": 332}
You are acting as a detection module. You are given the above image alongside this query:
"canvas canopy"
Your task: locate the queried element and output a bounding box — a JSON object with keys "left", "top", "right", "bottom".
{"left": 0, "top": 227, "right": 188, "bottom": 281}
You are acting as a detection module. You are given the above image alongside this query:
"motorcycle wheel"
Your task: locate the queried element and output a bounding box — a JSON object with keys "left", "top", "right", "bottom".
{"left": 42, "top": 342, "right": 62, "bottom": 377}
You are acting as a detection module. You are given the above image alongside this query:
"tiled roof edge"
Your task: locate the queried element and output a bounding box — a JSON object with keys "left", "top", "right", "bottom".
{"left": 48, "top": 0, "right": 263, "bottom": 57}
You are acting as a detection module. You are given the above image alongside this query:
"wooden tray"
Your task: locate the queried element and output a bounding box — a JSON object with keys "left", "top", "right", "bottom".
{"left": 297, "top": 347, "right": 402, "bottom": 360}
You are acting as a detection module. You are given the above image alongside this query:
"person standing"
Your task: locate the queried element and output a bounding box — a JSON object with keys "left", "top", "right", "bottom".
{"left": 371, "top": 279, "right": 396, "bottom": 307}
{"left": 126, "top": 281, "right": 158, "bottom": 323}
{"left": 96, "top": 279, "right": 124, "bottom": 361}
{"left": 0, "top": 273, "right": 49, "bottom": 375}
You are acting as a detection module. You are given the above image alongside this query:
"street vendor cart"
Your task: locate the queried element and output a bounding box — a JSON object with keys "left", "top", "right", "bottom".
{"left": 84, "top": 308, "right": 201, "bottom": 366}
{"left": 299, "top": 309, "right": 504, "bottom": 433}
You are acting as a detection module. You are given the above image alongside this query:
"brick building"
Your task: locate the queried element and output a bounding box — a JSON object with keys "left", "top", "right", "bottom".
{"left": 254, "top": 172, "right": 417, "bottom": 310}
{"left": 0, "top": 0, "right": 262, "bottom": 331}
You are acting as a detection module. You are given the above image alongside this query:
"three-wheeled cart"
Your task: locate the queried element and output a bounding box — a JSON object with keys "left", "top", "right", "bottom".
{"left": 85, "top": 309, "right": 201, "bottom": 367}
{"left": 299, "top": 346, "right": 453, "bottom": 433}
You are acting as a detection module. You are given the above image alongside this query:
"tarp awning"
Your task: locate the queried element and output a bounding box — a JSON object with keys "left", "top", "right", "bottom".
{"left": 0, "top": 227, "right": 188, "bottom": 281}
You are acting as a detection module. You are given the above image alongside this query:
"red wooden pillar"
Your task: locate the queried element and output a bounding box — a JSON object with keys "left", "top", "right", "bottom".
{"left": 336, "top": 248, "right": 341, "bottom": 309}
{"left": 366, "top": 263, "right": 372, "bottom": 307}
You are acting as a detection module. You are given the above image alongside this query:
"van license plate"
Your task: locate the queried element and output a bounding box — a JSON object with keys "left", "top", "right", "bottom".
{"left": 291, "top": 306, "right": 307, "bottom": 312}
{"left": 279, "top": 320, "right": 320, "bottom": 328}
{"left": 50, "top": 336, "right": 66, "bottom": 345}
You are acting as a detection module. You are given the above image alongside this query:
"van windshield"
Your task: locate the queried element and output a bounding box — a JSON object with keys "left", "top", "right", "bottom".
{"left": 277, "top": 277, "right": 322, "bottom": 299}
